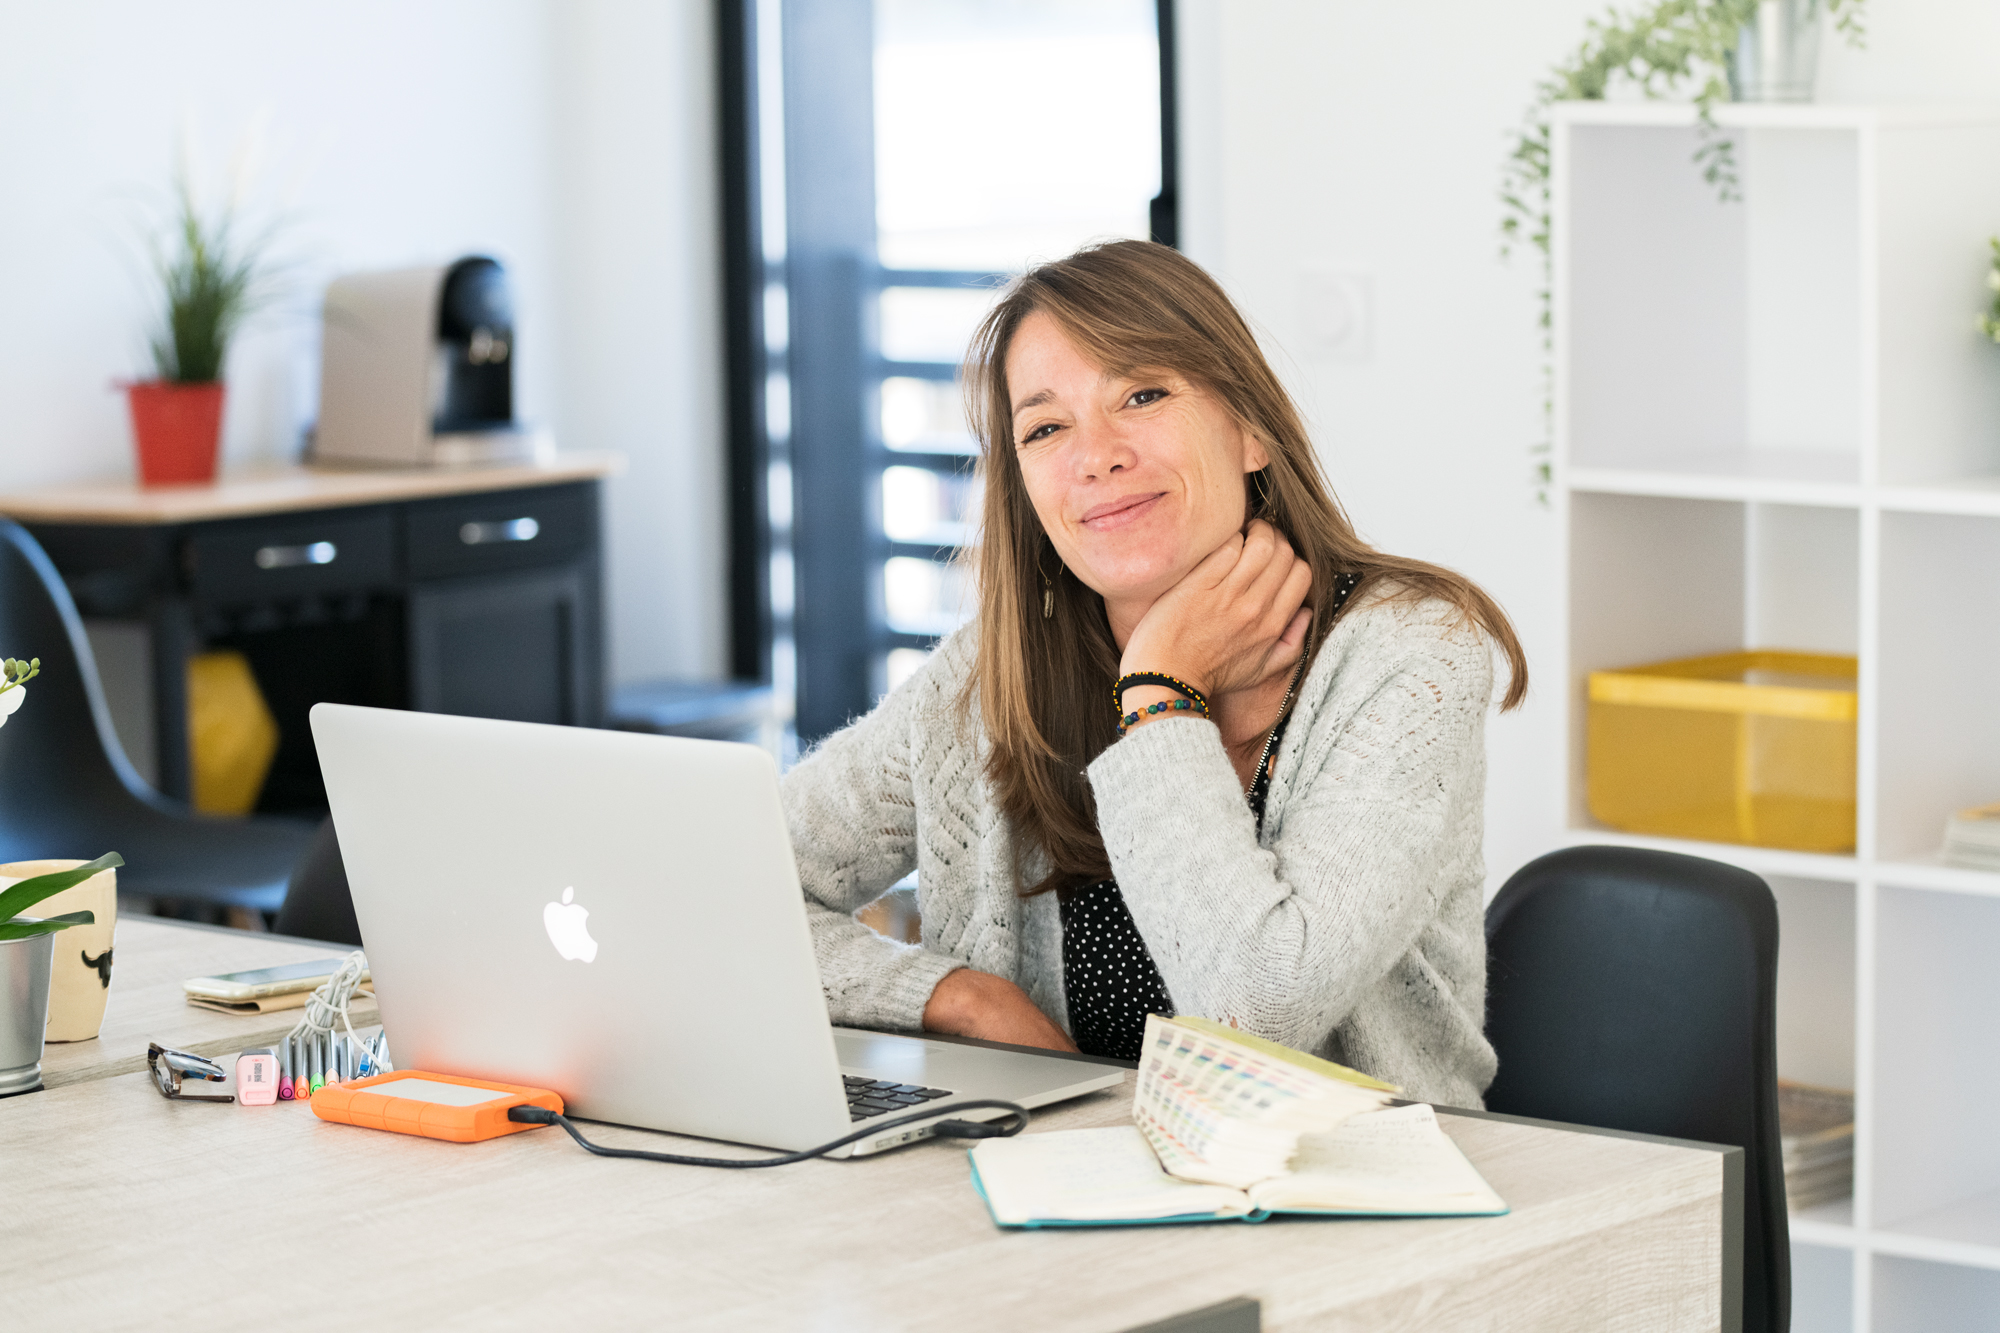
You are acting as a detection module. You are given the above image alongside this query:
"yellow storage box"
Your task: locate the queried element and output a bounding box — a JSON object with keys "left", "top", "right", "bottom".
{"left": 1586, "top": 651, "right": 1857, "bottom": 853}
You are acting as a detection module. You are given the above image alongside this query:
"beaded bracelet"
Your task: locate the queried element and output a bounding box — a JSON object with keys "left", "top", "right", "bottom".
{"left": 1118, "top": 697, "right": 1202, "bottom": 734}
{"left": 1112, "top": 671, "right": 1211, "bottom": 736}
{"left": 1112, "top": 672, "right": 1210, "bottom": 718}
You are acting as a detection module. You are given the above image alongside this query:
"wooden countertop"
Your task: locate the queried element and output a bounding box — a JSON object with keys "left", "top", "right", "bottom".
{"left": 40, "top": 915, "right": 377, "bottom": 1090}
{"left": 7, "top": 1062, "right": 1726, "bottom": 1330}
{"left": 6, "top": 917, "right": 1731, "bottom": 1331}
{"left": 0, "top": 453, "right": 623, "bottom": 526}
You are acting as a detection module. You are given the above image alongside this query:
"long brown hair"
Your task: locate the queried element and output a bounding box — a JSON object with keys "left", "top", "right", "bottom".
{"left": 963, "top": 240, "right": 1526, "bottom": 897}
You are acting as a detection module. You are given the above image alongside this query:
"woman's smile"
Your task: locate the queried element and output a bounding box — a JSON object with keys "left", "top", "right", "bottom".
{"left": 1079, "top": 491, "right": 1166, "bottom": 531}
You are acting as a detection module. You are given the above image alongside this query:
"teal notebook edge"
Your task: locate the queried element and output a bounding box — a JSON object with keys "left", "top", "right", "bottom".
{"left": 966, "top": 1153, "right": 1510, "bottom": 1231}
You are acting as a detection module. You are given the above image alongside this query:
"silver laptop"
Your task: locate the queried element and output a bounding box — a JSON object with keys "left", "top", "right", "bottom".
{"left": 310, "top": 703, "right": 1123, "bottom": 1157}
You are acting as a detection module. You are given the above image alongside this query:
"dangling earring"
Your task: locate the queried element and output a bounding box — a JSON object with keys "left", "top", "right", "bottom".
{"left": 1038, "top": 548, "right": 1057, "bottom": 619}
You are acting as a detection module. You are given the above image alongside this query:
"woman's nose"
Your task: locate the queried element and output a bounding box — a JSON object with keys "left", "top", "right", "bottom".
{"left": 1070, "top": 416, "right": 1131, "bottom": 481}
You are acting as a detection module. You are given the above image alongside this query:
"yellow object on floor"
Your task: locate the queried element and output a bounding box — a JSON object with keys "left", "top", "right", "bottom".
{"left": 187, "top": 649, "right": 279, "bottom": 815}
{"left": 1587, "top": 651, "right": 1857, "bottom": 853}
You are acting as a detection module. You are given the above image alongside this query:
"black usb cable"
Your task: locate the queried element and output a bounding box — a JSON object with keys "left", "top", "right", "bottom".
{"left": 507, "top": 1099, "right": 1029, "bottom": 1168}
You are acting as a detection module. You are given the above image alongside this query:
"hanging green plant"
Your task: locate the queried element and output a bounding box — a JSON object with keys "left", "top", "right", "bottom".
{"left": 1499, "top": 0, "right": 1868, "bottom": 498}
{"left": 1977, "top": 238, "right": 2000, "bottom": 342}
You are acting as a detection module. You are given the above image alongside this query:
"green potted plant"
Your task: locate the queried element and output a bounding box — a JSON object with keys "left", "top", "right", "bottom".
{"left": 0, "top": 658, "right": 124, "bottom": 1096}
{"left": 126, "top": 166, "right": 276, "bottom": 487}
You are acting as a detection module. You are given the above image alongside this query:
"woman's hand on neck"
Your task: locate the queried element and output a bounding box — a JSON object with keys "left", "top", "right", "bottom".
{"left": 1110, "top": 520, "right": 1313, "bottom": 757}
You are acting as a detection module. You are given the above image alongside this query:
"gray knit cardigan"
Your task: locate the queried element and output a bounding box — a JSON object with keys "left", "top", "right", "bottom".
{"left": 780, "top": 588, "right": 1500, "bottom": 1108}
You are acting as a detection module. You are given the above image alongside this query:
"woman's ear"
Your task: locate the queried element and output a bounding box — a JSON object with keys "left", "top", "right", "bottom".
{"left": 1242, "top": 432, "right": 1272, "bottom": 474}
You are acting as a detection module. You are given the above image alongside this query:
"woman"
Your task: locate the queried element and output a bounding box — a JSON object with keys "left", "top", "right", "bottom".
{"left": 784, "top": 240, "right": 1525, "bottom": 1107}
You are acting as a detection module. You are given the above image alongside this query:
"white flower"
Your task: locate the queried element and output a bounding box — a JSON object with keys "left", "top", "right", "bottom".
{"left": 0, "top": 685, "right": 25, "bottom": 729}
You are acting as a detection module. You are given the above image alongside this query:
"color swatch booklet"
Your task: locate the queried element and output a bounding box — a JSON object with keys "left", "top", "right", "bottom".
{"left": 970, "top": 1015, "right": 1506, "bottom": 1227}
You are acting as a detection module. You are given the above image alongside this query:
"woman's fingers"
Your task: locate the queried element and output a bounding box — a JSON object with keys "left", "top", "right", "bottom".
{"left": 1242, "top": 530, "right": 1300, "bottom": 611}
{"left": 1265, "top": 608, "right": 1313, "bottom": 677}
{"left": 1189, "top": 528, "right": 1248, "bottom": 590}
{"left": 1274, "top": 557, "right": 1314, "bottom": 629}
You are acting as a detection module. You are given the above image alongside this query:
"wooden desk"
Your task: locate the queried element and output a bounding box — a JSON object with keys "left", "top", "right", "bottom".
{"left": 0, "top": 457, "right": 619, "bottom": 810}
{"left": 39, "top": 915, "right": 376, "bottom": 1091}
{"left": 3, "top": 918, "right": 1735, "bottom": 1332}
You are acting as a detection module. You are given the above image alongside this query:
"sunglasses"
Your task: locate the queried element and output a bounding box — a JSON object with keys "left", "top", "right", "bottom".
{"left": 147, "top": 1042, "right": 234, "bottom": 1103}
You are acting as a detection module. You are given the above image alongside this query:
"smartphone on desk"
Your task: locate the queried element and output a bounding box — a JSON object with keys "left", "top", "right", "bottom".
{"left": 183, "top": 959, "right": 366, "bottom": 1002}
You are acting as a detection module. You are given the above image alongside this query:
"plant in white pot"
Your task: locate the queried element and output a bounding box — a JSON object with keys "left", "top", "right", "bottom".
{"left": 0, "top": 658, "right": 125, "bottom": 1097}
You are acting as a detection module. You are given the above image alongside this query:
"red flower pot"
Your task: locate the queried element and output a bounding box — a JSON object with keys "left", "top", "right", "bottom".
{"left": 126, "top": 380, "right": 224, "bottom": 486}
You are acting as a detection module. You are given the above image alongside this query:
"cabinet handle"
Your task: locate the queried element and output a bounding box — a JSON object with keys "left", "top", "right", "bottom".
{"left": 459, "top": 517, "right": 540, "bottom": 546}
{"left": 254, "top": 541, "right": 337, "bottom": 570}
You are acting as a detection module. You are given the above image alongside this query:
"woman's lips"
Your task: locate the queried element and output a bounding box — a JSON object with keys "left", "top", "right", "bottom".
{"left": 1079, "top": 492, "right": 1165, "bottom": 529}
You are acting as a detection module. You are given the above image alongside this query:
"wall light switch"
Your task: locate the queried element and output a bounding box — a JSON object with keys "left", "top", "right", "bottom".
{"left": 1299, "top": 267, "right": 1373, "bottom": 362}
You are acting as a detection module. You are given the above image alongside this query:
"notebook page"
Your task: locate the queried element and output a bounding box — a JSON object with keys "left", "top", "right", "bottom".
{"left": 1248, "top": 1104, "right": 1506, "bottom": 1214}
{"left": 970, "top": 1127, "right": 1255, "bottom": 1225}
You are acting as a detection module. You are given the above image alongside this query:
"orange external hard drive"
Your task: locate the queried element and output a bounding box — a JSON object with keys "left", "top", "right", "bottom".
{"left": 310, "top": 1070, "right": 563, "bottom": 1143}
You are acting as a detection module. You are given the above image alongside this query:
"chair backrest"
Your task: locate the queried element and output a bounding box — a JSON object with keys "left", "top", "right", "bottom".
{"left": 0, "top": 520, "right": 169, "bottom": 859}
{"left": 272, "top": 817, "right": 362, "bottom": 945}
{"left": 1485, "top": 845, "right": 1787, "bottom": 1333}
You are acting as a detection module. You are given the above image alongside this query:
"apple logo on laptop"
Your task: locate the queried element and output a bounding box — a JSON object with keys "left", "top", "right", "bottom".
{"left": 543, "top": 887, "right": 599, "bottom": 963}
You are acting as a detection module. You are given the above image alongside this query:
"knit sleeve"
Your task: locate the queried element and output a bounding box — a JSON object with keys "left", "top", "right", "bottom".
{"left": 780, "top": 638, "right": 970, "bottom": 1031}
{"left": 1084, "top": 599, "right": 1493, "bottom": 1053}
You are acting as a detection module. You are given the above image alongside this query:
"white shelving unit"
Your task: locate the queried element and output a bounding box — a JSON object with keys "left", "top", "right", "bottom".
{"left": 1552, "top": 102, "right": 2000, "bottom": 1332}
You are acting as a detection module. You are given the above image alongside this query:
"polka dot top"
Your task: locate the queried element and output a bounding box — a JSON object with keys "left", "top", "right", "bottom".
{"left": 1061, "top": 571, "right": 1363, "bottom": 1063}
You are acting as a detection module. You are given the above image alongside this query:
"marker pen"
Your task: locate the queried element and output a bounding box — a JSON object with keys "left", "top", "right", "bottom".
{"left": 309, "top": 1035, "right": 324, "bottom": 1094}
{"left": 278, "top": 1038, "right": 294, "bottom": 1101}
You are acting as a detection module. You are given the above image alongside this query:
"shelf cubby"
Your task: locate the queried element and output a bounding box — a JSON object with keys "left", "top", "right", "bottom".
{"left": 1791, "top": 1242, "right": 1855, "bottom": 1333}
{"left": 1871, "top": 1254, "right": 2000, "bottom": 1332}
{"left": 1565, "top": 491, "right": 1860, "bottom": 838}
{"left": 1771, "top": 875, "right": 1857, "bottom": 1093}
{"left": 1876, "top": 511, "right": 2000, "bottom": 863}
{"left": 1871, "top": 885, "right": 2000, "bottom": 1243}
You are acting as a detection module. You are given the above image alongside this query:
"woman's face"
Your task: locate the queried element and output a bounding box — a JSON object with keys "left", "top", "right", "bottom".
{"left": 1006, "top": 310, "right": 1269, "bottom": 611}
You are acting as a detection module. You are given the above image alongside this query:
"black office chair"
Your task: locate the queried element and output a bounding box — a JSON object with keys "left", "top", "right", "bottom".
{"left": 0, "top": 519, "right": 314, "bottom": 912}
{"left": 272, "top": 818, "right": 361, "bottom": 945}
{"left": 1485, "top": 845, "right": 1787, "bottom": 1333}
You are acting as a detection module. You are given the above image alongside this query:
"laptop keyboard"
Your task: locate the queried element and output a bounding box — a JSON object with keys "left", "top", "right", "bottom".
{"left": 845, "top": 1074, "right": 954, "bottom": 1122}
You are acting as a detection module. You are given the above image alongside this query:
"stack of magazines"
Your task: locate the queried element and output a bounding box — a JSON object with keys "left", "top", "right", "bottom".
{"left": 1779, "top": 1080, "right": 1854, "bottom": 1211}
{"left": 1943, "top": 803, "right": 2000, "bottom": 871}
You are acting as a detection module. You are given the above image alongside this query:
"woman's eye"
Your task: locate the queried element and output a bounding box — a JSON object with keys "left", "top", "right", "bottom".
{"left": 1019, "top": 422, "right": 1061, "bottom": 445}
{"left": 1128, "top": 387, "right": 1168, "bottom": 407}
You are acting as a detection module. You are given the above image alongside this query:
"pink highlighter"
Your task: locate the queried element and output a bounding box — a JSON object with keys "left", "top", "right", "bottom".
{"left": 236, "top": 1047, "right": 279, "bottom": 1106}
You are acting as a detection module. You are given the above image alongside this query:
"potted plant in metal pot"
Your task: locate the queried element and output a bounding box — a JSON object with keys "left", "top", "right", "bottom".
{"left": 125, "top": 165, "right": 277, "bottom": 487}
{"left": 0, "top": 658, "right": 124, "bottom": 1096}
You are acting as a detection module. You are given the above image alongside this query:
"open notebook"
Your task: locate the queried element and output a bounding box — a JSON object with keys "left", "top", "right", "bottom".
{"left": 968, "top": 1016, "right": 1506, "bottom": 1228}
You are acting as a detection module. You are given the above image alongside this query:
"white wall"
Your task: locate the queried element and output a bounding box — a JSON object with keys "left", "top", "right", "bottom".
{"left": 1176, "top": 0, "right": 2000, "bottom": 889}
{"left": 0, "top": 0, "right": 725, "bottom": 687}
{"left": 548, "top": 1, "right": 727, "bottom": 685}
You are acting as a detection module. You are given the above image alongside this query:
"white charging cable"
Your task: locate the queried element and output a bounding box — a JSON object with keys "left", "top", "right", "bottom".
{"left": 284, "top": 951, "right": 391, "bottom": 1075}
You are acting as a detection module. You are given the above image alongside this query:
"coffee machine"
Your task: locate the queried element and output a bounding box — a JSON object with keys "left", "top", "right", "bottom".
{"left": 314, "top": 256, "right": 551, "bottom": 468}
